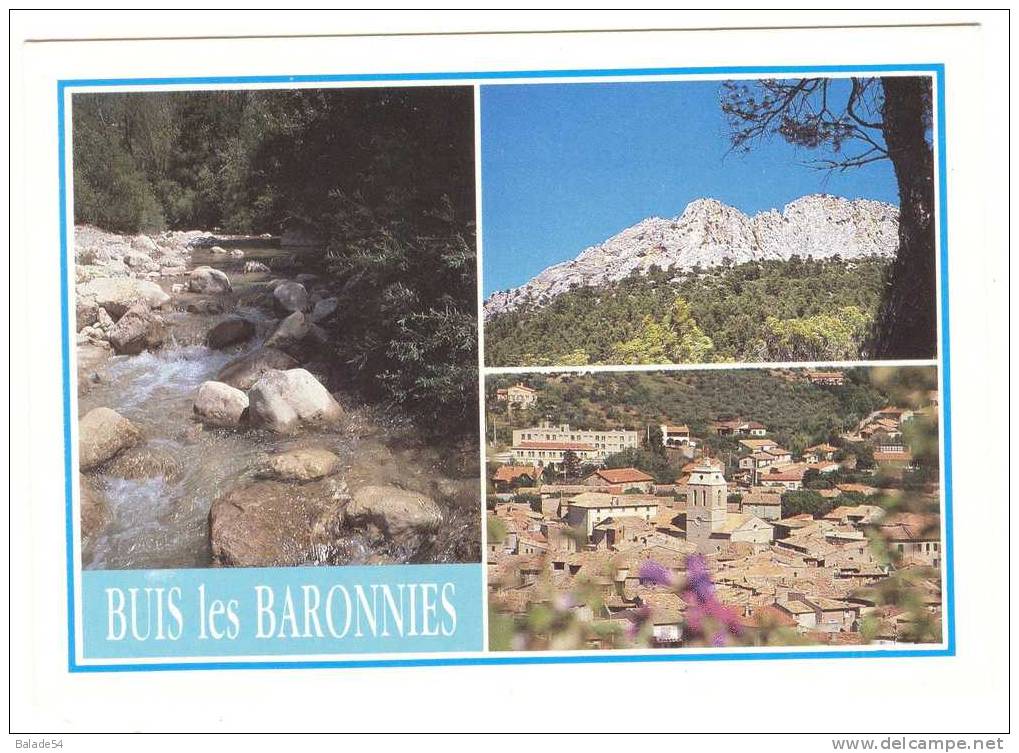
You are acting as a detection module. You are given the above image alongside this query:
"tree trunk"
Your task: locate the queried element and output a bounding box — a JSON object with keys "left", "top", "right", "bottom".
{"left": 871, "top": 76, "right": 937, "bottom": 358}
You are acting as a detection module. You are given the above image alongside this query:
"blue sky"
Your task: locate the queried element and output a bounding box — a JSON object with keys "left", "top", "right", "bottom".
{"left": 480, "top": 81, "right": 899, "bottom": 296}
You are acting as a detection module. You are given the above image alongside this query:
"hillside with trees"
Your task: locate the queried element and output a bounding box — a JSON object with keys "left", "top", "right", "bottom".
{"left": 484, "top": 257, "right": 887, "bottom": 367}
{"left": 487, "top": 368, "right": 901, "bottom": 453}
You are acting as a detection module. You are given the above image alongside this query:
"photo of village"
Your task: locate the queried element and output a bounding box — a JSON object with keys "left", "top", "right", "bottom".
{"left": 485, "top": 367, "right": 943, "bottom": 651}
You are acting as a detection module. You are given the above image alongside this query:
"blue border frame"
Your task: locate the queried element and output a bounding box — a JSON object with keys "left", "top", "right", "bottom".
{"left": 58, "top": 62, "right": 953, "bottom": 672}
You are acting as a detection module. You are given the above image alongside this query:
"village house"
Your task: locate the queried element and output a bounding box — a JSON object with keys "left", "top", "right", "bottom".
{"left": 738, "top": 447, "right": 794, "bottom": 483}
{"left": 584, "top": 467, "right": 656, "bottom": 494}
{"left": 565, "top": 493, "right": 660, "bottom": 539}
{"left": 512, "top": 421, "right": 640, "bottom": 463}
{"left": 758, "top": 465, "right": 807, "bottom": 491}
{"left": 802, "top": 442, "right": 838, "bottom": 463}
{"left": 739, "top": 488, "right": 785, "bottom": 521}
{"left": 496, "top": 382, "right": 538, "bottom": 409}
{"left": 711, "top": 417, "right": 768, "bottom": 437}
{"left": 740, "top": 438, "right": 778, "bottom": 453}
{"left": 775, "top": 594, "right": 860, "bottom": 633}
{"left": 590, "top": 515, "right": 656, "bottom": 550}
{"left": 660, "top": 423, "right": 695, "bottom": 447}
{"left": 877, "top": 512, "right": 941, "bottom": 567}
{"left": 805, "top": 370, "right": 846, "bottom": 386}
{"left": 491, "top": 465, "right": 541, "bottom": 493}
{"left": 874, "top": 448, "right": 916, "bottom": 473}
{"left": 823, "top": 504, "right": 885, "bottom": 527}
{"left": 876, "top": 406, "right": 914, "bottom": 423}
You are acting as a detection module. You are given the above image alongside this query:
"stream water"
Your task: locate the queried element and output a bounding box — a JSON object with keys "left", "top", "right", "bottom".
{"left": 80, "top": 244, "right": 481, "bottom": 570}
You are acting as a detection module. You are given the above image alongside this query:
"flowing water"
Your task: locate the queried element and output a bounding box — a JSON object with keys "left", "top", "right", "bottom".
{"left": 80, "top": 244, "right": 481, "bottom": 570}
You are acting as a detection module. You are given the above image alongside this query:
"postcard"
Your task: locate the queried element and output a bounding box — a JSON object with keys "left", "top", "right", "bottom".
{"left": 10, "top": 12, "right": 1009, "bottom": 739}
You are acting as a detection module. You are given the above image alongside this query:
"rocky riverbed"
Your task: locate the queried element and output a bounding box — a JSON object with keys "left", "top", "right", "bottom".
{"left": 73, "top": 225, "right": 481, "bottom": 570}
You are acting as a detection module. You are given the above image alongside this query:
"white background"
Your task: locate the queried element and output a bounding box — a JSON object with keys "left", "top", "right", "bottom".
{"left": 8, "top": 10, "right": 1012, "bottom": 741}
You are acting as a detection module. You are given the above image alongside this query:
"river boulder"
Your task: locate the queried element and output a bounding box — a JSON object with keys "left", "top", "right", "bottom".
{"left": 247, "top": 368, "right": 343, "bottom": 434}
{"left": 244, "top": 260, "right": 270, "bottom": 273}
{"left": 345, "top": 485, "right": 443, "bottom": 554}
{"left": 77, "top": 277, "right": 170, "bottom": 319}
{"left": 108, "top": 303, "right": 167, "bottom": 355}
{"left": 255, "top": 447, "right": 341, "bottom": 482}
{"left": 77, "top": 343, "right": 111, "bottom": 394}
{"left": 76, "top": 296, "right": 100, "bottom": 331}
{"left": 273, "top": 281, "right": 308, "bottom": 314}
{"left": 105, "top": 443, "right": 184, "bottom": 481}
{"left": 188, "top": 266, "right": 232, "bottom": 294}
{"left": 310, "top": 297, "right": 339, "bottom": 323}
{"left": 79, "top": 407, "right": 141, "bottom": 471}
{"left": 264, "top": 311, "right": 310, "bottom": 357}
{"left": 193, "top": 381, "right": 249, "bottom": 428}
{"left": 79, "top": 475, "right": 110, "bottom": 540}
{"left": 131, "top": 235, "right": 159, "bottom": 255}
{"left": 216, "top": 346, "right": 299, "bottom": 390}
{"left": 124, "top": 251, "right": 158, "bottom": 271}
{"left": 206, "top": 316, "right": 256, "bottom": 349}
{"left": 208, "top": 477, "right": 350, "bottom": 567}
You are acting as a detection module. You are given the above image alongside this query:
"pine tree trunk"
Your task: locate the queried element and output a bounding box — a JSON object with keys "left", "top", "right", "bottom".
{"left": 871, "top": 76, "right": 937, "bottom": 358}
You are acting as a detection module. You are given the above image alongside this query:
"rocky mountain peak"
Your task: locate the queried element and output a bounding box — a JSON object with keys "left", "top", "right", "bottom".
{"left": 484, "top": 194, "right": 899, "bottom": 319}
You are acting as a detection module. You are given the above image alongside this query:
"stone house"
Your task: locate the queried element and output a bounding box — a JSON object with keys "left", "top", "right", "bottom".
{"left": 584, "top": 467, "right": 656, "bottom": 494}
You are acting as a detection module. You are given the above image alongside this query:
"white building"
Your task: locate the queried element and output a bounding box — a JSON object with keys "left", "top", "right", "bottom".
{"left": 565, "top": 493, "right": 659, "bottom": 539}
{"left": 512, "top": 421, "right": 639, "bottom": 463}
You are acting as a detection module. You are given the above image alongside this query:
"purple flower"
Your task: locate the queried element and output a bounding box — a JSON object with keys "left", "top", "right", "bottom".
{"left": 638, "top": 560, "right": 675, "bottom": 587}
{"left": 685, "top": 554, "right": 716, "bottom": 601}
{"left": 679, "top": 554, "right": 744, "bottom": 646}
{"left": 553, "top": 592, "right": 576, "bottom": 611}
{"left": 626, "top": 605, "right": 653, "bottom": 639}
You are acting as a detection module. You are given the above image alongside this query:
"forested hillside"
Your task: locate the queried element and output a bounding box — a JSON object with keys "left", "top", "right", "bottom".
{"left": 487, "top": 368, "right": 899, "bottom": 452}
{"left": 72, "top": 88, "right": 478, "bottom": 434}
{"left": 483, "top": 257, "right": 888, "bottom": 366}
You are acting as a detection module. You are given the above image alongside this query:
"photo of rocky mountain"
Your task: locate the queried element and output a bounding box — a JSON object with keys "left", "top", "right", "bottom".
{"left": 481, "top": 77, "right": 937, "bottom": 367}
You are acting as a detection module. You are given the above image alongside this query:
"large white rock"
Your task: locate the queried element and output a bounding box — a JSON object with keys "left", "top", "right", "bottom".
{"left": 188, "top": 266, "right": 232, "bottom": 294}
{"left": 107, "top": 303, "right": 166, "bottom": 355}
{"left": 79, "top": 407, "right": 140, "bottom": 471}
{"left": 345, "top": 485, "right": 443, "bottom": 552}
{"left": 193, "top": 380, "right": 249, "bottom": 427}
{"left": 215, "top": 347, "right": 299, "bottom": 390}
{"left": 264, "top": 311, "right": 309, "bottom": 356}
{"left": 273, "top": 281, "right": 309, "bottom": 314}
{"left": 131, "top": 235, "right": 159, "bottom": 254}
{"left": 76, "top": 277, "right": 170, "bottom": 319}
{"left": 255, "top": 447, "right": 341, "bottom": 482}
{"left": 247, "top": 368, "right": 343, "bottom": 434}
{"left": 483, "top": 194, "right": 900, "bottom": 318}
{"left": 310, "top": 297, "right": 339, "bottom": 323}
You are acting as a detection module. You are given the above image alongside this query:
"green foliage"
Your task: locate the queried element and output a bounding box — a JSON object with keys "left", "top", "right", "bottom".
{"left": 763, "top": 306, "right": 870, "bottom": 362}
{"left": 781, "top": 489, "right": 837, "bottom": 518}
{"left": 510, "top": 493, "right": 542, "bottom": 512}
{"left": 559, "top": 451, "right": 582, "bottom": 482}
{"left": 487, "top": 515, "right": 508, "bottom": 544}
{"left": 489, "top": 368, "right": 891, "bottom": 452}
{"left": 73, "top": 88, "right": 478, "bottom": 437}
{"left": 611, "top": 297, "right": 714, "bottom": 365}
{"left": 602, "top": 447, "right": 676, "bottom": 484}
{"left": 485, "top": 257, "right": 888, "bottom": 366}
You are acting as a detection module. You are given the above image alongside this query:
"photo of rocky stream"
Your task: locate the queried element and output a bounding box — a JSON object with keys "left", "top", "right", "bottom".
{"left": 75, "top": 227, "right": 481, "bottom": 570}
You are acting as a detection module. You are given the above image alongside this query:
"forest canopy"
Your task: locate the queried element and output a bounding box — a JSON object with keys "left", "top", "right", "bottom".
{"left": 484, "top": 257, "right": 887, "bottom": 366}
